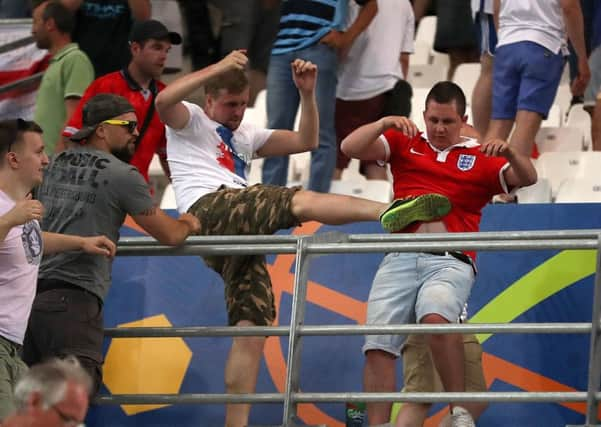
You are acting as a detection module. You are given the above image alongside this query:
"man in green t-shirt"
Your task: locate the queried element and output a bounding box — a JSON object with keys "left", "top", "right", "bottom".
{"left": 31, "top": 1, "right": 94, "bottom": 154}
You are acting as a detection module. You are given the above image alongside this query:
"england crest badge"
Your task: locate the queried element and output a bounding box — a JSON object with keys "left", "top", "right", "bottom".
{"left": 457, "top": 154, "right": 476, "bottom": 171}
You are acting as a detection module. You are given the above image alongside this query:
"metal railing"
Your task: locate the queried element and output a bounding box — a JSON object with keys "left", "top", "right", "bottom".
{"left": 98, "top": 230, "right": 601, "bottom": 427}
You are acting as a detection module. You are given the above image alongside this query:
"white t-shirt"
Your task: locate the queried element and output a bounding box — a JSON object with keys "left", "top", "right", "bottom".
{"left": 497, "top": 0, "right": 568, "bottom": 55}
{"left": 0, "top": 190, "right": 42, "bottom": 344}
{"left": 166, "top": 101, "right": 274, "bottom": 213}
{"left": 336, "top": 0, "right": 414, "bottom": 100}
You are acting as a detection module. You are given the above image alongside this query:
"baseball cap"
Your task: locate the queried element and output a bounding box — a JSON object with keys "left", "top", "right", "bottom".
{"left": 70, "top": 94, "right": 136, "bottom": 142}
{"left": 129, "top": 19, "right": 182, "bottom": 45}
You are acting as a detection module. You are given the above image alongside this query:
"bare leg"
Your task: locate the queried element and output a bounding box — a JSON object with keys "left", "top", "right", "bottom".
{"left": 224, "top": 320, "right": 265, "bottom": 427}
{"left": 591, "top": 98, "right": 601, "bottom": 151}
{"left": 508, "top": 110, "right": 543, "bottom": 157}
{"left": 447, "top": 49, "right": 479, "bottom": 80}
{"left": 471, "top": 53, "right": 494, "bottom": 138}
{"left": 421, "top": 314, "right": 467, "bottom": 409}
{"left": 247, "top": 69, "right": 266, "bottom": 107}
{"left": 395, "top": 402, "right": 431, "bottom": 427}
{"left": 484, "top": 118, "right": 514, "bottom": 142}
{"left": 364, "top": 350, "right": 397, "bottom": 425}
{"left": 291, "top": 190, "right": 386, "bottom": 224}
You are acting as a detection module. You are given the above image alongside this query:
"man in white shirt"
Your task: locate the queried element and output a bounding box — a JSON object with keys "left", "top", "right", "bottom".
{"left": 484, "top": 0, "right": 590, "bottom": 156}
{"left": 335, "top": 0, "right": 415, "bottom": 180}
{"left": 155, "top": 50, "right": 452, "bottom": 427}
{"left": 0, "top": 118, "right": 114, "bottom": 420}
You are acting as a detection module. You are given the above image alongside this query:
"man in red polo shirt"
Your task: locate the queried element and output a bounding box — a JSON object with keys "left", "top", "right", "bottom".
{"left": 341, "top": 81, "right": 536, "bottom": 427}
{"left": 62, "top": 19, "right": 181, "bottom": 182}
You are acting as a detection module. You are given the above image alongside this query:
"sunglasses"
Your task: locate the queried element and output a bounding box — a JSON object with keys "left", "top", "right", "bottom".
{"left": 102, "top": 119, "right": 138, "bottom": 134}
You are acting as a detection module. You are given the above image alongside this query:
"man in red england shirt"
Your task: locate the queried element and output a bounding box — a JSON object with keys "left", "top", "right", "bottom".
{"left": 62, "top": 19, "right": 181, "bottom": 182}
{"left": 341, "top": 81, "right": 536, "bottom": 427}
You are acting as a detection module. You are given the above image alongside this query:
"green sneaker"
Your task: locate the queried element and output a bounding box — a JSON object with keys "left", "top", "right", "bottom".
{"left": 380, "top": 194, "right": 451, "bottom": 232}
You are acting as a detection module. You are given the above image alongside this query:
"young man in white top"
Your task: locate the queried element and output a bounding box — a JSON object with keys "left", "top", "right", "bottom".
{"left": 484, "top": 0, "right": 590, "bottom": 156}
{"left": 155, "top": 50, "right": 452, "bottom": 427}
{"left": 334, "top": 0, "right": 415, "bottom": 180}
{"left": 0, "top": 118, "right": 115, "bottom": 420}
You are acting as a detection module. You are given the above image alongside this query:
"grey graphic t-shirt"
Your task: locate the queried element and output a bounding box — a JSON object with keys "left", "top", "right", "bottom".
{"left": 37, "top": 146, "right": 154, "bottom": 300}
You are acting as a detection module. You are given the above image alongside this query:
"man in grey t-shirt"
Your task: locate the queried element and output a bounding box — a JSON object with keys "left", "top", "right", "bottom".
{"left": 23, "top": 94, "right": 200, "bottom": 393}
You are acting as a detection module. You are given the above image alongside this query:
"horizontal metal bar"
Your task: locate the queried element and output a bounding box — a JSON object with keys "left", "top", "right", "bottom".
{"left": 116, "top": 243, "right": 298, "bottom": 256}
{"left": 104, "top": 323, "right": 594, "bottom": 338}
{"left": 96, "top": 393, "right": 285, "bottom": 405}
{"left": 347, "top": 230, "right": 601, "bottom": 242}
{"left": 95, "top": 391, "right": 601, "bottom": 405}
{"left": 0, "top": 72, "right": 43, "bottom": 94}
{"left": 117, "top": 230, "right": 601, "bottom": 247}
{"left": 0, "top": 35, "right": 33, "bottom": 54}
{"left": 116, "top": 239, "right": 597, "bottom": 256}
{"left": 293, "top": 391, "right": 601, "bottom": 404}
{"left": 307, "top": 240, "right": 599, "bottom": 253}
{"left": 0, "top": 19, "right": 32, "bottom": 26}
{"left": 105, "top": 326, "right": 290, "bottom": 338}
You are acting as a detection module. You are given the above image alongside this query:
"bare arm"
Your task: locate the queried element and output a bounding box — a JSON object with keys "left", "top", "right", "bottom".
{"left": 42, "top": 232, "right": 116, "bottom": 257}
{"left": 0, "top": 199, "right": 43, "bottom": 242}
{"left": 128, "top": 0, "right": 151, "bottom": 20}
{"left": 592, "top": 96, "right": 601, "bottom": 151}
{"left": 560, "top": 0, "right": 590, "bottom": 95}
{"left": 480, "top": 139, "right": 537, "bottom": 188}
{"left": 256, "top": 60, "right": 318, "bottom": 157}
{"left": 155, "top": 50, "right": 248, "bottom": 130}
{"left": 400, "top": 53, "right": 410, "bottom": 80}
{"left": 132, "top": 208, "right": 200, "bottom": 246}
{"left": 320, "top": 0, "right": 377, "bottom": 53}
{"left": 413, "top": 0, "right": 431, "bottom": 23}
{"left": 493, "top": 0, "right": 500, "bottom": 31}
{"left": 341, "top": 116, "right": 418, "bottom": 161}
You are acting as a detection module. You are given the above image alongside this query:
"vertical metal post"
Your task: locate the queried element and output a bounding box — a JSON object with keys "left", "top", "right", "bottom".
{"left": 585, "top": 235, "right": 601, "bottom": 425}
{"left": 282, "top": 232, "right": 348, "bottom": 426}
{"left": 282, "top": 236, "right": 311, "bottom": 425}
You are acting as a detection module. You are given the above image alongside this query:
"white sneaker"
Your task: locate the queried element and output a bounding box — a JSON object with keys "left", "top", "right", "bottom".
{"left": 451, "top": 406, "right": 475, "bottom": 427}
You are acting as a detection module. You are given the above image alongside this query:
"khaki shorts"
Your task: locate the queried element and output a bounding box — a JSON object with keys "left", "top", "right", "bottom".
{"left": 0, "top": 335, "right": 28, "bottom": 420}
{"left": 402, "top": 334, "right": 486, "bottom": 393}
{"left": 187, "top": 184, "right": 301, "bottom": 326}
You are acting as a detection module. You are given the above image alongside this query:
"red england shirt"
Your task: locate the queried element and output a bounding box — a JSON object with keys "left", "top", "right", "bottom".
{"left": 381, "top": 129, "right": 509, "bottom": 236}
{"left": 63, "top": 69, "right": 167, "bottom": 182}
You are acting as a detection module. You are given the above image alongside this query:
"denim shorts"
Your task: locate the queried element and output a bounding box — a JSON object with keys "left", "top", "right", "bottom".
{"left": 584, "top": 46, "right": 601, "bottom": 107}
{"left": 492, "top": 41, "right": 565, "bottom": 120}
{"left": 362, "top": 252, "right": 475, "bottom": 356}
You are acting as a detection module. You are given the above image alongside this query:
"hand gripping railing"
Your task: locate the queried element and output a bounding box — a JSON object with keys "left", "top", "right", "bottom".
{"left": 100, "top": 230, "right": 601, "bottom": 427}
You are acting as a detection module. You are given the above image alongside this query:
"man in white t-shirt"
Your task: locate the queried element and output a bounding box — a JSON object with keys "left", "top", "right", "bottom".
{"left": 484, "top": 0, "right": 590, "bottom": 156}
{"left": 0, "top": 119, "right": 115, "bottom": 420}
{"left": 335, "top": 0, "right": 415, "bottom": 180}
{"left": 155, "top": 50, "right": 453, "bottom": 427}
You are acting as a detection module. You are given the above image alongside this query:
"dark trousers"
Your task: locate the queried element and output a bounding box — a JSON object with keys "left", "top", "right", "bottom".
{"left": 22, "top": 279, "right": 104, "bottom": 395}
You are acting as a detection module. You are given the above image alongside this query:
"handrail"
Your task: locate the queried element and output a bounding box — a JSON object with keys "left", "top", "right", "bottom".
{"left": 104, "top": 323, "right": 594, "bottom": 338}
{"left": 0, "top": 72, "right": 44, "bottom": 95}
{"left": 100, "top": 230, "right": 601, "bottom": 426}
{"left": 0, "top": 35, "right": 34, "bottom": 54}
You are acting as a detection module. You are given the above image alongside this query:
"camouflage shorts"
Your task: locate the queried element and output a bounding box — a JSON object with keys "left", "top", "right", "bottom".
{"left": 187, "top": 184, "right": 302, "bottom": 326}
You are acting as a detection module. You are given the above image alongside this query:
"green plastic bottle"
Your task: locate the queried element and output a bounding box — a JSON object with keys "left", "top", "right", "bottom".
{"left": 345, "top": 402, "right": 367, "bottom": 426}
